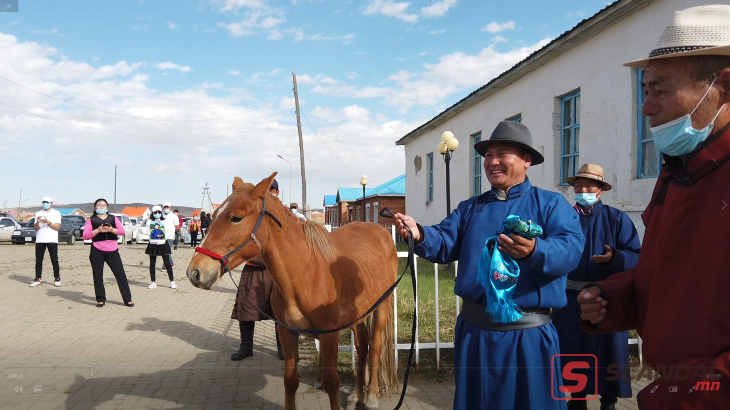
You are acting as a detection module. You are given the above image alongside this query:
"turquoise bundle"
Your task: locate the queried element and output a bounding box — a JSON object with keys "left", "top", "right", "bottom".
{"left": 475, "top": 215, "right": 543, "bottom": 323}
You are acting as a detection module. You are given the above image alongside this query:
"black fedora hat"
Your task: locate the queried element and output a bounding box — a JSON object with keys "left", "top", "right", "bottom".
{"left": 473, "top": 121, "right": 544, "bottom": 165}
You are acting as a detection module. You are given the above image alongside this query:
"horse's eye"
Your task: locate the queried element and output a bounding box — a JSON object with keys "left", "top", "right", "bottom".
{"left": 230, "top": 217, "right": 243, "bottom": 223}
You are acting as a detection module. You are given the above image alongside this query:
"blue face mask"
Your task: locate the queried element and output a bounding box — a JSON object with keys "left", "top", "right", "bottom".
{"left": 650, "top": 75, "right": 726, "bottom": 157}
{"left": 574, "top": 192, "right": 600, "bottom": 207}
{"left": 96, "top": 208, "right": 108, "bottom": 215}
{"left": 291, "top": 208, "right": 297, "bottom": 214}
{"left": 163, "top": 209, "right": 170, "bottom": 214}
{"left": 42, "top": 202, "right": 50, "bottom": 210}
{"left": 153, "top": 212, "right": 162, "bottom": 219}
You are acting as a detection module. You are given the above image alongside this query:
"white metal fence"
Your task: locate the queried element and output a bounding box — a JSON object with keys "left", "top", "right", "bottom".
{"left": 322, "top": 225, "right": 643, "bottom": 368}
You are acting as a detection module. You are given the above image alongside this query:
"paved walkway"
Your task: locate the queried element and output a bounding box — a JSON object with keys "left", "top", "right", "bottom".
{"left": 0, "top": 243, "right": 647, "bottom": 409}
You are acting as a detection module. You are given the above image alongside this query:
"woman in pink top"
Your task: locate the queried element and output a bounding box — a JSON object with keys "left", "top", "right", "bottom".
{"left": 83, "top": 198, "right": 134, "bottom": 308}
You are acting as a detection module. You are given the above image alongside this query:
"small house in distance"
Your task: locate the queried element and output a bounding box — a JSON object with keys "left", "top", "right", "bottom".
{"left": 331, "top": 174, "right": 405, "bottom": 230}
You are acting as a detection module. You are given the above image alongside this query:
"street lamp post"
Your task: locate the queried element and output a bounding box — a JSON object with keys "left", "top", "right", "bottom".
{"left": 276, "top": 155, "right": 292, "bottom": 205}
{"left": 360, "top": 175, "right": 367, "bottom": 222}
{"left": 438, "top": 131, "right": 459, "bottom": 217}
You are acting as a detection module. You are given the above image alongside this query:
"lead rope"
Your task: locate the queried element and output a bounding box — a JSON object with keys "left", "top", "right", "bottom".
{"left": 221, "top": 207, "right": 417, "bottom": 409}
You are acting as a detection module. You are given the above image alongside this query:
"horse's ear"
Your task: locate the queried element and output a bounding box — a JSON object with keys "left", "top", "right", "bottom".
{"left": 232, "top": 177, "right": 244, "bottom": 192}
{"left": 253, "top": 172, "right": 278, "bottom": 198}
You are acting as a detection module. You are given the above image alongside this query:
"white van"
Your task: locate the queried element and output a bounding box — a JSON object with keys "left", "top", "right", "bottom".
{"left": 84, "top": 213, "right": 134, "bottom": 244}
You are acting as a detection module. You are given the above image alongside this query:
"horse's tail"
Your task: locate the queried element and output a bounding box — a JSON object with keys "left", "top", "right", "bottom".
{"left": 376, "top": 294, "right": 399, "bottom": 397}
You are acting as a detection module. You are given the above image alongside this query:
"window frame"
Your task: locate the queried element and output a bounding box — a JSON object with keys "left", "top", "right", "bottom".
{"left": 472, "top": 133, "right": 482, "bottom": 197}
{"left": 637, "top": 69, "right": 661, "bottom": 178}
{"left": 506, "top": 114, "right": 522, "bottom": 123}
{"left": 373, "top": 202, "right": 379, "bottom": 224}
{"left": 427, "top": 153, "right": 434, "bottom": 203}
{"left": 560, "top": 91, "right": 581, "bottom": 186}
{"left": 365, "top": 203, "right": 370, "bottom": 222}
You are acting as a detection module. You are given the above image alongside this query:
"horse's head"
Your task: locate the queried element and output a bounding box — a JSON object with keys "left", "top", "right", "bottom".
{"left": 186, "top": 173, "right": 278, "bottom": 289}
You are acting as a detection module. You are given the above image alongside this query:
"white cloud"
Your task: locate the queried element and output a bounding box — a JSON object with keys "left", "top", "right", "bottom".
{"left": 217, "top": 0, "right": 266, "bottom": 11}
{"left": 131, "top": 24, "right": 148, "bottom": 30}
{"left": 347, "top": 72, "right": 363, "bottom": 80}
{"left": 491, "top": 35, "right": 508, "bottom": 43}
{"left": 30, "top": 28, "right": 61, "bottom": 36}
{"left": 156, "top": 62, "right": 192, "bottom": 72}
{"left": 8, "top": 20, "right": 20, "bottom": 26}
{"left": 303, "top": 38, "right": 551, "bottom": 113}
{"left": 481, "top": 21, "right": 515, "bottom": 33}
{"left": 0, "top": 32, "right": 414, "bottom": 210}
{"left": 167, "top": 22, "right": 177, "bottom": 29}
{"left": 267, "top": 69, "right": 283, "bottom": 76}
{"left": 565, "top": 11, "right": 585, "bottom": 19}
{"left": 429, "top": 29, "right": 446, "bottom": 35}
{"left": 421, "top": 0, "right": 457, "bottom": 18}
{"left": 218, "top": 12, "right": 287, "bottom": 38}
{"left": 227, "top": 70, "right": 240, "bottom": 76}
{"left": 363, "top": 0, "right": 419, "bottom": 23}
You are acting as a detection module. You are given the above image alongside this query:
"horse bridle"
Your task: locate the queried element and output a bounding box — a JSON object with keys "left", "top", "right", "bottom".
{"left": 195, "top": 201, "right": 417, "bottom": 410}
{"left": 194, "top": 195, "right": 282, "bottom": 272}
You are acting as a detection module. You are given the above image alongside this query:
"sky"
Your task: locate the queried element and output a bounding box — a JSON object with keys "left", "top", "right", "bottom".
{"left": 0, "top": 0, "right": 611, "bottom": 211}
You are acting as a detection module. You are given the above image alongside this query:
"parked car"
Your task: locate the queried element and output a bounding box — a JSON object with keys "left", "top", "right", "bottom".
{"left": 135, "top": 219, "right": 149, "bottom": 243}
{"left": 63, "top": 215, "right": 86, "bottom": 238}
{"left": 11, "top": 217, "right": 77, "bottom": 245}
{"left": 0, "top": 212, "right": 19, "bottom": 223}
{"left": 129, "top": 217, "right": 141, "bottom": 242}
{"left": 83, "top": 213, "right": 134, "bottom": 245}
{"left": 0, "top": 217, "right": 22, "bottom": 242}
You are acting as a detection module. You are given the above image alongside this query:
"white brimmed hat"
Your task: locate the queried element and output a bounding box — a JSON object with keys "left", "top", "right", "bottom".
{"left": 163, "top": 202, "right": 172, "bottom": 208}
{"left": 152, "top": 205, "right": 162, "bottom": 213}
{"left": 42, "top": 196, "right": 52, "bottom": 203}
{"left": 565, "top": 164, "right": 613, "bottom": 191}
{"left": 625, "top": 5, "right": 730, "bottom": 69}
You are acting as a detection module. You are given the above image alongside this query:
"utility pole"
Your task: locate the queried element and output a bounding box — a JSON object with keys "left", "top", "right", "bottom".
{"left": 17, "top": 188, "right": 22, "bottom": 218}
{"left": 200, "top": 183, "right": 212, "bottom": 215}
{"left": 114, "top": 165, "right": 118, "bottom": 213}
{"left": 292, "top": 71, "right": 307, "bottom": 213}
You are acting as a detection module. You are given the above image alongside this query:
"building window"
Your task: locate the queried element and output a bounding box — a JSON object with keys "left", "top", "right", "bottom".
{"left": 373, "top": 202, "right": 379, "bottom": 224}
{"left": 427, "top": 153, "right": 434, "bottom": 203}
{"left": 637, "top": 69, "right": 661, "bottom": 178}
{"left": 365, "top": 203, "right": 370, "bottom": 222}
{"left": 349, "top": 207, "right": 353, "bottom": 222}
{"left": 506, "top": 114, "right": 522, "bottom": 123}
{"left": 560, "top": 91, "right": 581, "bottom": 185}
{"left": 473, "top": 133, "right": 482, "bottom": 197}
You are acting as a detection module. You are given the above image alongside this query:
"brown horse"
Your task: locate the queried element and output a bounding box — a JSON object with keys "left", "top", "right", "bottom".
{"left": 187, "top": 173, "right": 399, "bottom": 410}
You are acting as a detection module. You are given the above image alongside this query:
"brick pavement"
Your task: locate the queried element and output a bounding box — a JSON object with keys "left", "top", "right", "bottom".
{"left": 0, "top": 243, "right": 647, "bottom": 409}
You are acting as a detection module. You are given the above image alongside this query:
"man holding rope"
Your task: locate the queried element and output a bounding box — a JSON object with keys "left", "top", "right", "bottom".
{"left": 395, "top": 121, "right": 584, "bottom": 409}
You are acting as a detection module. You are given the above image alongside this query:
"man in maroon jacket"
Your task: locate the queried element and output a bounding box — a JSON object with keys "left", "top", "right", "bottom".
{"left": 578, "top": 5, "right": 730, "bottom": 410}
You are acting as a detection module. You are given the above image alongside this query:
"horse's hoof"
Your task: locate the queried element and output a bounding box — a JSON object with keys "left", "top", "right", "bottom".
{"left": 364, "top": 397, "right": 379, "bottom": 410}
{"left": 346, "top": 393, "right": 359, "bottom": 410}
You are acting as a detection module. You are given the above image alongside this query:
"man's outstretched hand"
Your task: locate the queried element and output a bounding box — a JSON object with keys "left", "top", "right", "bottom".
{"left": 577, "top": 286, "right": 608, "bottom": 324}
{"left": 394, "top": 213, "right": 421, "bottom": 243}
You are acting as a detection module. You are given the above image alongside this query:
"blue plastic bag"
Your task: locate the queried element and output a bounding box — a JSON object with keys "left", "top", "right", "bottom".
{"left": 475, "top": 215, "right": 543, "bottom": 323}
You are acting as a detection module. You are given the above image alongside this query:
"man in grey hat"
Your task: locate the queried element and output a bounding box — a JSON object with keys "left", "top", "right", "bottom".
{"left": 394, "top": 121, "right": 585, "bottom": 409}
{"left": 578, "top": 5, "right": 730, "bottom": 409}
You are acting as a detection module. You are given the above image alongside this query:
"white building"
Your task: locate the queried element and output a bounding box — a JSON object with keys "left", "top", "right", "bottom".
{"left": 396, "top": 0, "right": 715, "bottom": 240}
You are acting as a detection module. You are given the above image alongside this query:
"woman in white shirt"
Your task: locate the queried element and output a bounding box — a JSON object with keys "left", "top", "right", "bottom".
{"left": 145, "top": 205, "right": 175, "bottom": 289}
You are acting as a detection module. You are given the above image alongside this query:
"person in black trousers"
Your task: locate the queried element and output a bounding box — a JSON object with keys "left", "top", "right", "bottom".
{"left": 145, "top": 205, "right": 175, "bottom": 289}
{"left": 82, "top": 198, "right": 133, "bottom": 307}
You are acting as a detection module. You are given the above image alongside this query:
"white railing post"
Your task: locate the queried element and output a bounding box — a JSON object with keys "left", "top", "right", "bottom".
{"left": 435, "top": 262, "right": 440, "bottom": 370}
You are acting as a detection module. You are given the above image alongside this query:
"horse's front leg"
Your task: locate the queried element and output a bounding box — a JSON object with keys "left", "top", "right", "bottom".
{"left": 347, "top": 323, "right": 370, "bottom": 410}
{"left": 279, "top": 326, "right": 300, "bottom": 410}
{"left": 318, "top": 332, "right": 343, "bottom": 410}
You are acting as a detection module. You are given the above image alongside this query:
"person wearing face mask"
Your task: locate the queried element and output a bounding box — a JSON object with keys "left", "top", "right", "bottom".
{"left": 288, "top": 202, "right": 306, "bottom": 221}
{"left": 145, "top": 205, "right": 175, "bottom": 289}
{"left": 83, "top": 199, "right": 133, "bottom": 308}
{"left": 188, "top": 215, "right": 201, "bottom": 248}
{"left": 577, "top": 6, "right": 730, "bottom": 409}
{"left": 29, "top": 196, "right": 63, "bottom": 287}
{"left": 552, "top": 164, "right": 640, "bottom": 410}
{"left": 161, "top": 202, "right": 180, "bottom": 269}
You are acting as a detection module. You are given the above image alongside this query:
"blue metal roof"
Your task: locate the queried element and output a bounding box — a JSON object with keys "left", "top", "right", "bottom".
{"left": 323, "top": 195, "right": 337, "bottom": 207}
{"left": 55, "top": 208, "right": 81, "bottom": 216}
{"left": 336, "top": 174, "right": 405, "bottom": 202}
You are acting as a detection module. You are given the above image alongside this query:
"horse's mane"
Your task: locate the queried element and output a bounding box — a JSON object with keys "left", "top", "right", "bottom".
{"left": 303, "top": 220, "right": 338, "bottom": 263}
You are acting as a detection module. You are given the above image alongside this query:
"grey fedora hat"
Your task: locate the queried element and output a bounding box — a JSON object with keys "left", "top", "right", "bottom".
{"left": 474, "top": 121, "right": 544, "bottom": 165}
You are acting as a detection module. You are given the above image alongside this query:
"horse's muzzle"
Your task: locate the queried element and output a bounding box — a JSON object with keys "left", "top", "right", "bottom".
{"left": 186, "top": 267, "right": 217, "bottom": 290}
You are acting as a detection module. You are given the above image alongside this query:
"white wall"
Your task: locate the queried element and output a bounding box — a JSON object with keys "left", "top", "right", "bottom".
{"left": 402, "top": 0, "right": 714, "bottom": 239}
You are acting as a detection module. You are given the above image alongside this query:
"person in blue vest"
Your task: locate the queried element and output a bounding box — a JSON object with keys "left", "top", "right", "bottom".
{"left": 553, "top": 163, "right": 640, "bottom": 410}
{"left": 394, "top": 121, "right": 585, "bottom": 410}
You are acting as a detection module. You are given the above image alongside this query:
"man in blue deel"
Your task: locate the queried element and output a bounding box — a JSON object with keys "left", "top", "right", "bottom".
{"left": 395, "top": 121, "right": 585, "bottom": 409}
{"left": 553, "top": 163, "right": 640, "bottom": 410}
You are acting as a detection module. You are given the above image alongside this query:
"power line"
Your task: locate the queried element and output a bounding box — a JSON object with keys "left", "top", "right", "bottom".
{"left": 0, "top": 100, "right": 271, "bottom": 142}
{"left": 299, "top": 110, "right": 361, "bottom": 181}
{"left": 0, "top": 74, "right": 265, "bottom": 122}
